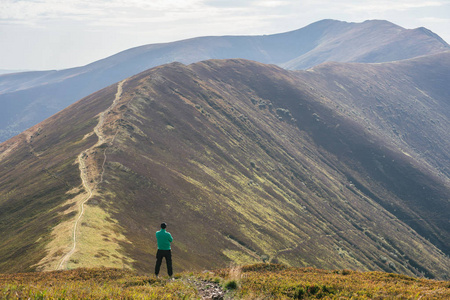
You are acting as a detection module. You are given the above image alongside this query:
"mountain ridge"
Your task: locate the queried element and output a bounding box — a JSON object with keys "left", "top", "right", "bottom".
{"left": 1, "top": 19, "right": 449, "bottom": 142}
{"left": 0, "top": 56, "right": 449, "bottom": 278}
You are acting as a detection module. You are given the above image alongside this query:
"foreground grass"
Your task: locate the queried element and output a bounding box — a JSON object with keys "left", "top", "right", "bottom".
{"left": 0, "top": 268, "right": 197, "bottom": 299}
{"left": 226, "top": 264, "right": 450, "bottom": 299}
{"left": 1, "top": 264, "right": 449, "bottom": 299}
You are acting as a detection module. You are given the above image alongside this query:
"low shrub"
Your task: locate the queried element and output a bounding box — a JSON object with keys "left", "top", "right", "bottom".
{"left": 224, "top": 280, "right": 238, "bottom": 290}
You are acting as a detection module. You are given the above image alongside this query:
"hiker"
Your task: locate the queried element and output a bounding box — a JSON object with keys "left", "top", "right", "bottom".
{"left": 155, "top": 222, "right": 173, "bottom": 277}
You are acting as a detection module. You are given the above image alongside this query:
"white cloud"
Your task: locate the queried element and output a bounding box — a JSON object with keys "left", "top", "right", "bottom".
{"left": 419, "top": 16, "right": 450, "bottom": 23}
{"left": 0, "top": 0, "right": 205, "bottom": 24}
{"left": 1, "top": 0, "right": 449, "bottom": 69}
{"left": 1, "top": 0, "right": 448, "bottom": 22}
{"left": 256, "top": 1, "right": 291, "bottom": 7}
{"left": 341, "top": 0, "right": 446, "bottom": 13}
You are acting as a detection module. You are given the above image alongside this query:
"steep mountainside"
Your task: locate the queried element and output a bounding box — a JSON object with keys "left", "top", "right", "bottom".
{"left": 297, "top": 52, "right": 450, "bottom": 181}
{"left": 295, "top": 52, "right": 450, "bottom": 255}
{"left": 0, "top": 58, "right": 449, "bottom": 279}
{"left": 1, "top": 19, "right": 448, "bottom": 142}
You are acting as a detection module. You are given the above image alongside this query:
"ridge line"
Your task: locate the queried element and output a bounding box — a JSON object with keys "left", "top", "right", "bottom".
{"left": 56, "top": 79, "right": 126, "bottom": 270}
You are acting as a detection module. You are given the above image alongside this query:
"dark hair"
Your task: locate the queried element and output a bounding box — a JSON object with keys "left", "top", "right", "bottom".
{"left": 161, "top": 223, "right": 167, "bottom": 229}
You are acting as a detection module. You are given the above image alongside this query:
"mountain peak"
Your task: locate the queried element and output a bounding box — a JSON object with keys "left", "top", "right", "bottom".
{"left": 362, "top": 19, "right": 399, "bottom": 26}
{"left": 413, "top": 26, "right": 450, "bottom": 46}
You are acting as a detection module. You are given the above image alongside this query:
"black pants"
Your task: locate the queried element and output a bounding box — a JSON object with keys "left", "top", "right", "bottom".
{"left": 155, "top": 249, "right": 172, "bottom": 276}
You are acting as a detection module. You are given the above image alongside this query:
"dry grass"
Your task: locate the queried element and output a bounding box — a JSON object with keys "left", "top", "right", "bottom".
{"left": 0, "top": 268, "right": 197, "bottom": 299}
{"left": 233, "top": 264, "right": 450, "bottom": 299}
{"left": 67, "top": 203, "right": 134, "bottom": 270}
{"left": 34, "top": 188, "right": 88, "bottom": 271}
{"left": 1, "top": 264, "right": 449, "bottom": 299}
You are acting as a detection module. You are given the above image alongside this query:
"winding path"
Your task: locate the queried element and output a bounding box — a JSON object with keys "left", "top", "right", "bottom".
{"left": 57, "top": 80, "right": 126, "bottom": 270}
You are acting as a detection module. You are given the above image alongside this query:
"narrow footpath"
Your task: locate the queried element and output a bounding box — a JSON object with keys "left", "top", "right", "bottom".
{"left": 57, "top": 80, "right": 126, "bottom": 270}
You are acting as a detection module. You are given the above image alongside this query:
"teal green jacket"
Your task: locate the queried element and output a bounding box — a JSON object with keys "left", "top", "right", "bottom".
{"left": 156, "top": 229, "right": 173, "bottom": 250}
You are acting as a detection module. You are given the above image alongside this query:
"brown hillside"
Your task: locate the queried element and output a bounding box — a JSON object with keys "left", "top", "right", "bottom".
{"left": 295, "top": 51, "right": 450, "bottom": 256}
{"left": 0, "top": 58, "right": 449, "bottom": 279}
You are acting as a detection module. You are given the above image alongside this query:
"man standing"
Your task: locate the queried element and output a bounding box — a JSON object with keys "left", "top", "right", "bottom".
{"left": 155, "top": 222, "right": 173, "bottom": 277}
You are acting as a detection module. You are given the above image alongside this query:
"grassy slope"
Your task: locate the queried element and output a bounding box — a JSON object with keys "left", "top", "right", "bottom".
{"left": 0, "top": 57, "right": 449, "bottom": 280}
{"left": 92, "top": 60, "right": 449, "bottom": 278}
{"left": 0, "top": 85, "right": 118, "bottom": 272}
{"left": 0, "top": 264, "right": 449, "bottom": 299}
{"left": 295, "top": 52, "right": 450, "bottom": 255}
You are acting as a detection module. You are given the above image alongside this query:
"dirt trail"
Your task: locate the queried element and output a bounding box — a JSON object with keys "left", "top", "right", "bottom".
{"left": 57, "top": 80, "right": 126, "bottom": 270}
{"left": 189, "top": 279, "right": 226, "bottom": 300}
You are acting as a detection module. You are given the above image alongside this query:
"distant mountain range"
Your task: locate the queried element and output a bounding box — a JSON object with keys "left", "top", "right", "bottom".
{"left": 0, "top": 19, "right": 448, "bottom": 142}
{"left": 1, "top": 53, "right": 449, "bottom": 278}
{"left": 0, "top": 70, "right": 31, "bottom": 75}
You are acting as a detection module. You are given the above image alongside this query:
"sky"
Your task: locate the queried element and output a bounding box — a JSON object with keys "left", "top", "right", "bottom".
{"left": 1, "top": 0, "right": 449, "bottom": 71}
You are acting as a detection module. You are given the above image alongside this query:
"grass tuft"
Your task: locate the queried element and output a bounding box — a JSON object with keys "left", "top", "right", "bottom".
{"left": 224, "top": 279, "right": 238, "bottom": 290}
{"left": 1, "top": 264, "right": 449, "bottom": 299}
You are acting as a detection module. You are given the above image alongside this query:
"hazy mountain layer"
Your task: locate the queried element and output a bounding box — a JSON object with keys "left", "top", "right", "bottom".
{"left": 1, "top": 57, "right": 449, "bottom": 278}
{"left": 1, "top": 19, "right": 449, "bottom": 142}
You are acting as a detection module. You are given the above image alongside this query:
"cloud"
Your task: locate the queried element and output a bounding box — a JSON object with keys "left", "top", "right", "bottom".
{"left": 1, "top": 0, "right": 449, "bottom": 69}
{"left": 0, "top": 0, "right": 205, "bottom": 24}
{"left": 203, "top": 0, "right": 253, "bottom": 8}
{"left": 0, "top": 0, "right": 297, "bottom": 37}
{"left": 2, "top": 0, "right": 448, "bottom": 24}
{"left": 419, "top": 17, "right": 450, "bottom": 23}
{"left": 341, "top": 0, "right": 446, "bottom": 13}
{"left": 255, "top": 0, "right": 291, "bottom": 7}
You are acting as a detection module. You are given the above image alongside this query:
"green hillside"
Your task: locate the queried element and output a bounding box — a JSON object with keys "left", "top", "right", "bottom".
{"left": 0, "top": 58, "right": 449, "bottom": 279}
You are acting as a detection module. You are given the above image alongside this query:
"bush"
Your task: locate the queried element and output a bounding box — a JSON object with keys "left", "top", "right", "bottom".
{"left": 224, "top": 280, "right": 238, "bottom": 290}
{"left": 341, "top": 269, "right": 351, "bottom": 275}
{"left": 306, "top": 284, "right": 320, "bottom": 295}
{"left": 293, "top": 286, "right": 305, "bottom": 299}
{"left": 241, "top": 263, "right": 287, "bottom": 272}
{"left": 211, "top": 277, "right": 221, "bottom": 284}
